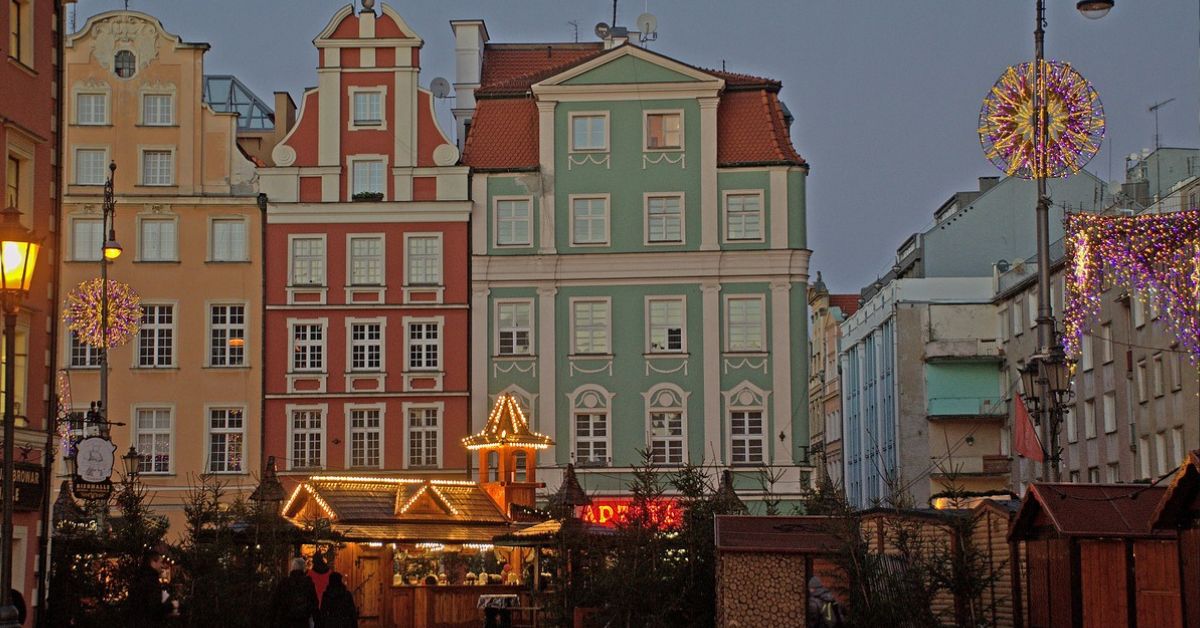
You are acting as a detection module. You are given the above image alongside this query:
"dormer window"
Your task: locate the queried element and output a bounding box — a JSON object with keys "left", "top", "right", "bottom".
{"left": 114, "top": 50, "right": 136, "bottom": 78}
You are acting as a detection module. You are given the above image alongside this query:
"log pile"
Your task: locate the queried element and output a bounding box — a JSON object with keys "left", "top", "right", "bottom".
{"left": 717, "top": 553, "right": 807, "bottom": 627}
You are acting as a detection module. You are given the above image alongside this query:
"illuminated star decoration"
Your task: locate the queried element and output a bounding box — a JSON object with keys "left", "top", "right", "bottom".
{"left": 63, "top": 278, "right": 141, "bottom": 348}
{"left": 1063, "top": 210, "right": 1200, "bottom": 364}
{"left": 979, "top": 60, "right": 1105, "bottom": 179}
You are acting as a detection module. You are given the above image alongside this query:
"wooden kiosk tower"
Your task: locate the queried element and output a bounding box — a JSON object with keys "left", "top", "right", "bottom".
{"left": 463, "top": 394, "right": 554, "bottom": 515}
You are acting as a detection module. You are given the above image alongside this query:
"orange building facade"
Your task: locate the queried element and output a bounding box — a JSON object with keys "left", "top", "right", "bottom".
{"left": 258, "top": 3, "right": 471, "bottom": 485}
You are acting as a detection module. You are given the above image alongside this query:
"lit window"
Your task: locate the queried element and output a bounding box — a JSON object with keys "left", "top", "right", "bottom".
{"left": 725, "top": 193, "right": 763, "bottom": 241}
{"left": 646, "top": 195, "right": 683, "bottom": 243}
{"left": 71, "top": 218, "right": 102, "bottom": 261}
{"left": 351, "top": 159, "right": 384, "bottom": 196}
{"left": 572, "top": 300, "right": 610, "bottom": 354}
{"left": 209, "top": 304, "right": 246, "bottom": 367}
{"left": 648, "top": 297, "right": 684, "bottom": 353}
{"left": 352, "top": 91, "right": 383, "bottom": 126}
{"left": 405, "top": 236, "right": 441, "bottom": 285}
{"left": 135, "top": 408, "right": 172, "bottom": 474}
{"left": 290, "top": 237, "right": 325, "bottom": 285}
{"left": 76, "top": 93, "right": 107, "bottom": 125}
{"left": 571, "top": 114, "right": 607, "bottom": 151}
{"left": 407, "top": 322, "right": 440, "bottom": 371}
{"left": 726, "top": 296, "right": 764, "bottom": 352}
{"left": 211, "top": 218, "right": 247, "bottom": 262}
{"left": 75, "top": 149, "right": 107, "bottom": 186}
{"left": 571, "top": 197, "right": 608, "bottom": 245}
{"left": 290, "top": 409, "right": 324, "bottom": 469}
{"left": 139, "top": 218, "right": 177, "bottom": 261}
{"left": 141, "top": 150, "right": 173, "bottom": 186}
{"left": 142, "top": 94, "right": 173, "bottom": 126}
{"left": 350, "top": 322, "right": 382, "bottom": 371}
{"left": 291, "top": 323, "right": 324, "bottom": 372}
{"left": 645, "top": 112, "right": 682, "bottom": 150}
{"left": 495, "top": 199, "right": 532, "bottom": 246}
{"left": 207, "top": 408, "right": 245, "bottom": 473}
{"left": 349, "top": 408, "right": 382, "bottom": 468}
{"left": 407, "top": 406, "right": 440, "bottom": 468}
{"left": 137, "top": 305, "right": 174, "bottom": 368}
{"left": 114, "top": 50, "right": 136, "bottom": 78}
{"left": 349, "top": 236, "right": 383, "bottom": 285}
{"left": 497, "top": 302, "right": 532, "bottom": 356}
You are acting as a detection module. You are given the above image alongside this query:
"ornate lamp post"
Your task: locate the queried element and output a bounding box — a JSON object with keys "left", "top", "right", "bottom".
{"left": 99, "top": 162, "right": 121, "bottom": 435}
{"left": 0, "top": 204, "right": 39, "bottom": 628}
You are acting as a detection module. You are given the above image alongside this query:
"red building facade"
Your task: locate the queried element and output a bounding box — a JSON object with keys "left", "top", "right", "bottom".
{"left": 258, "top": 3, "right": 470, "bottom": 482}
{"left": 2, "top": 0, "right": 66, "bottom": 615}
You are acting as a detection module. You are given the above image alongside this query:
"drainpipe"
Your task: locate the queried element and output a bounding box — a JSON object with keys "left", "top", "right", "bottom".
{"left": 257, "top": 193, "right": 268, "bottom": 483}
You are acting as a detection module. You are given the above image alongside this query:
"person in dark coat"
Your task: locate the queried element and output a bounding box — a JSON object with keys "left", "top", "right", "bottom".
{"left": 318, "top": 572, "right": 358, "bottom": 628}
{"left": 127, "top": 551, "right": 171, "bottom": 627}
{"left": 807, "top": 576, "right": 845, "bottom": 628}
{"left": 273, "top": 557, "right": 319, "bottom": 628}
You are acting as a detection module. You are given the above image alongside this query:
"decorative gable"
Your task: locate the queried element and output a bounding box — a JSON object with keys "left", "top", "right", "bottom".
{"left": 560, "top": 54, "right": 699, "bottom": 85}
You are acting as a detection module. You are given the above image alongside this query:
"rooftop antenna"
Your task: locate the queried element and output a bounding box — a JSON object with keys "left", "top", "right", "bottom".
{"left": 429, "top": 77, "right": 452, "bottom": 100}
{"left": 1148, "top": 97, "right": 1176, "bottom": 150}
{"left": 636, "top": 12, "right": 657, "bottom": 43}
{"left": 568, "top": 20, "right": 579, "bottom": 43}
{"left": 123, "top": 0, "right": 129, "bottom": 9}
{"left": 612, "top": 0, "right": 618, "bottom": 26}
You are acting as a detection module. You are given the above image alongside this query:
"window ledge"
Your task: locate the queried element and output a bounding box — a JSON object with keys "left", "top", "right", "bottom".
{"left": 723, "top": 351, "right": 768, "bottom": 358}
{"left": 202, "top": 365, "right": 251, "bottom": 371}
{"left": 6, "top": 57, "right": 36, "bottom": 77}
{"left": 73, "top": 123, "right": 113, "bottom": 128}
{"left": 645, "top": 352, "right": 689, "bottom": 358}
{"left": 203, "top": 471, "right": 248, "bottom": 476}
{"left": 206, "top": 259, "right": 251, "bottom": 264}
{"left": 64, "top": 366, "right": 101, "bottom": 371}
{"left": 64, "top": 259, "right": 104, "bottom": 264}
{"left": 569, "top": 353, "right": 614, "bottom": 360}
{"left": 494, "top": 354, "right": 537, "bottom": 360}
{"left": 131, "top": 366, "right": 179, "bottom": 371}
{"left": 288, "top": 371, "right": 328, "bottom": 376}
{"left": 134, "top": 259, "right": 181, "bottom": 264}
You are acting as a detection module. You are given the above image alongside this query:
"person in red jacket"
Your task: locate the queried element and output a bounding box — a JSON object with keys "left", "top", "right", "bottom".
{"left": 308, "top": 551, "right": 333, "bottom": 610}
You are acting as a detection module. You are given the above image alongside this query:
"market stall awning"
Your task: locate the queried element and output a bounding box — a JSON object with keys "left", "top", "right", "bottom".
{"left": 333, "top": 522, "right": 509, "bottom": 544}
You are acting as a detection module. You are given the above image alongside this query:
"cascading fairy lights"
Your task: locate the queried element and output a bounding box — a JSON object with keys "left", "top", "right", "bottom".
{"left": 1063, "top": 210, "right": 1200, "bottom": 363}
{"left": 979, "top": 60, "right": 1105, "bottom": 179}
{"left": 63, "top": 278, "right": 141, "bottom": 348}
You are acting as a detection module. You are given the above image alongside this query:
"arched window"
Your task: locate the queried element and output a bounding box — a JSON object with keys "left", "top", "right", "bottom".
{"left": 644, "top": 384, "right": 688, "bottom": 466}
{"left": 569, "top": 385, "right": 612, "bottom": 467}
{"left": 114, "top": 50, "right": 136, "bottom": 78}
{"left": 724, "top": 382, "right": 769, "bottom": 465}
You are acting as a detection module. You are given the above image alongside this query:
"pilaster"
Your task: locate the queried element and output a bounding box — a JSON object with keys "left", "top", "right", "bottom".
{"left": 770, "top": 280, "right": 793, "bottom": 463}
{"left": 769, "top": 169, "right": 789, "bottom": 250}
{"left": 536, "top": 101, "right": 557, "bottom": 254}
{"left": 471, "top": 286, "right": 490, "bottom": 432}
{"left": 537, "top": 286, "right": 558, "bottom": 465}
{"left": 317, "top": 70, "right": 341, "bottom": 167}
{"left": 701, "top": 280, "right": 722, "bottom": 462}
{"left": 699, "top": 97, "right": 720, "bottom": 250}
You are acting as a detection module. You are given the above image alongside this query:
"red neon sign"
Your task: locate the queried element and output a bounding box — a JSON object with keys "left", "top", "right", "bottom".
{"left": 578, "top": 498, "right": 682, "bottom": 529}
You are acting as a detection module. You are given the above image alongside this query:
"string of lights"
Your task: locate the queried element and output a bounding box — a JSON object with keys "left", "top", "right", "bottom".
{"left": 62, "top": 278, "right": 141, "bottom": 348}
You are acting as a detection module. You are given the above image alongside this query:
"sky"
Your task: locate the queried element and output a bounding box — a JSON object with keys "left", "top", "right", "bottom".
{"left": 73, "top": 0, "right": 1200, "bottom": 293}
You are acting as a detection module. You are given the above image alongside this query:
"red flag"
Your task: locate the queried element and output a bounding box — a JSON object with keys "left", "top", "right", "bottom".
{"left": 1013, "top": 395, "right": 1045, "bottom": 463}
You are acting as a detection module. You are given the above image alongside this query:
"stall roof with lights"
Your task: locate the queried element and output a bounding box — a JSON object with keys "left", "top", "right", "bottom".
{"left": 462, "top": 393, "right": 554, "bottom": 450}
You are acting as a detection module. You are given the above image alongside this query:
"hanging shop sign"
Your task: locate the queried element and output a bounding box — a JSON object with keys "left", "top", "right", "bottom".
{"left": 578, "top": 498, "right": 682, "bottom": 529}
{"left": 2, "top": 463, "right": 44, "bottom": 511}
{"left": 73, "top": 436, "right": 116, "bottom": 501}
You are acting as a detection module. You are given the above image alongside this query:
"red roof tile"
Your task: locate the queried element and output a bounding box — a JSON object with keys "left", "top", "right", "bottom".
{"left": 463, "top": 43, "right": 806, "bottom": 170}
{"left": 828, "top": 294, "right": 860, "bottom": 317}
{"left": 1010, "top": 483, "right": 1173, "bottom": 540}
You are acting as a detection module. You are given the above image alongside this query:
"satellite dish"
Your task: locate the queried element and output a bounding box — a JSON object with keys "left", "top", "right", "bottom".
{"left": 594, "top": 21, "right": 610, "bottom": 39}
{"left": 430, "top": 77, "right": 452, "bottom": 99}
{"left": 636, "top": 13, "right": 657, "bottom": 35}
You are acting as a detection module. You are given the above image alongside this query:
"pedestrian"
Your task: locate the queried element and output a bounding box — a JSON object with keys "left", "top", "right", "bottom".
{"left": 308, "top": 551, "right": 332, "bottom": 611}
{"left": 127, "top": 551, "right": 171, "bottom": 627}
{"left": 272, "top": 557, "right": 318, "bottom": 628}
{"left": 318, "top": 572, "right": 358, "bottom": 628}
{"left": 807, "top": 576, "right": 845, "bottom": 628}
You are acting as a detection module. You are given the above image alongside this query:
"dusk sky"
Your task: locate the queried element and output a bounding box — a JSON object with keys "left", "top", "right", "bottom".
{"left": 74, "top": 0, "right": 1200, "bottom": 294}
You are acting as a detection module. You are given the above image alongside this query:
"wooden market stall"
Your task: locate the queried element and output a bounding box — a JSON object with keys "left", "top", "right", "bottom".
{"left": 1009, "top": 483, "right": 1180, "bottom": 628}
{"left": 281, "top": 394, "right": 555, "bottom": 628}
{"left": 1151, "top": 449, "right": 1200, "bottom": 628}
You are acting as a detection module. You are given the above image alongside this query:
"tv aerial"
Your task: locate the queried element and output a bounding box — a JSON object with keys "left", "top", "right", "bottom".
{"left": 636, "top": 13, "right": 658, "bottom": 42}
{"left": 430, "top": 77, "right": 452, "bottom": 100}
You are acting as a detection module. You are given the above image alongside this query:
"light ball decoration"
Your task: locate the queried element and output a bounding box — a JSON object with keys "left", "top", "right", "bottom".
{"left": 63, "top": 278, "right": 141, "bottom": 348}
{"left": 979, "top": 60, "right": 1105, "bottom": 179}
{"left": 1063, "top": 210, "right": 1200, "bottom": 364}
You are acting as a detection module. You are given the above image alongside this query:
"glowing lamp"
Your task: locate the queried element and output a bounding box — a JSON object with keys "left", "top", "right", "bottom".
{"left": 228, "top": 337, "right": 245, "bottom": 348}
{"left": 121, "top": 445, "right": 142, "bottom": 478}
{"left": 102, "top": 235, "right": 122, "bottom": 261}
{"left": 0, "top": 206, "right": 39, "bottom": 303}
{"left": 1076, "top": 0, "right": 1114, "bottom": 19}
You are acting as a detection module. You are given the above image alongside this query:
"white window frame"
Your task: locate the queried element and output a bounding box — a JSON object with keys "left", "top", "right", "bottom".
{"left": 568, "top": 111, "right": 609, "bottom": 152}
{"left": 1065, "top": 397, "right": 1077, "bottom": 443}
{"left": 208, "top": 302, "right": 248, "bottom": 368}
{"left": 725, "top": 382, "right": 769, "bottom": 465}
{"left": 136, "top": 214, "right": 179, "bottom": 262}
{"left": 66, "top": 328, "right": 101, "bottom": 369}
{"left": 722, "top": 190, "right": 765, "bottom": 243}
{"left": 136, "top": 303, "right": 176, "bottom": 368}
{"left": 644, "top": 193, "right": 685, "bottom": 245}
{"left": 345, "top": 403, "right": 385, "bottom": 469}
{"left": 1084, "top": 399, "right": 1096, "bottom": 439}
{"left": 1170, "top": 351, "right": 1183, "bottom": 391}
{"left": 289, "top": 319, "right": 327, "bottom": 373}
{"left": 1139, "top": 435, "right": 1151, "bottom": 479}
{"left": 1100, "top": 322, "right": 1113, "bottom": 364}
{"left": 1171, "top": 426, "right": 1184, "bottom": 469}
{"left": 69, "top": 215, "right": 102, "bottom": 261}
{"left": 346, "top": 233, "right": 385, "bottom": 286}
{"left": 138, "top": 146, "right": 175, "bottom": 186}
{"left": 209, "top": 216, "right": 249, "bottom": 262}
{"left": 346, "top": 317, "right": 386, "bottom": 373}
{"left": 643, "top": 109, "right": 684, "bottom": 152}
{"left": 347, "top": 154, "right": 388, "bottom": 200}
{"left": 493, "top": 196, "right": 533, "bottom": 247}
{"left": 646, "top": 296, "right": 686, "bottom": 354}
{"left": 1080, "top": 332, "right": 1093, "bottom": 371}
{"left": 403, "top": 232, "right": 442, "bottom": 286}
{"left": 1102, "top": 391, "right": 1116, "bottom": 434}
{"left": 140, "top": 91, "right": 175, "bottom": 126}
{"left": 1012, "top": 300, "right": 1024, "bottom": 337}
{"left": 569, "top": 297, "right": 611, "bottom": 356}
{"left": 73, "top": 146, "right": 109, "bottom": 186}
{"left": 348, "top": 86, "right": 388, "bottom": 130}
{"left": 205, "top": 405, "right": 246, "bottom": 474}
{"left": 403, "top": 402, "right": 443, "bottom": 469}
{"left": 74, "top": 90, "right": 109, "bottom": 126}
{"left": 568, "top": 194, "right": 610, "bottom": 247}
{"left": 1156, "top": 431, "right": 1168, "bottom": 476}
{"left": 288, "top": 234, "right": 327, "bottom": 286}
{"left": 644, "top": 384, "right": 688, "bottom": 466}
{"left": 495, "top": 299, "right": 534, "bottom": 357}
{"left": 725, "top": 295, "right": 766, "bottom": 353}
{"left": 1136, "top": 359, "right": 1148, "bottom": 403}
{"left": 1027, "top": 291, "right": 1038, "bottom": 330}
{"left": 404, "top": 317, "right": 442, "bottom": 372}
{"left": 1152, "top": 353, "right": 1165, "bottom": 397}
{"left": 569, "top": 385, "right": 613, "bottom": 467}
{"left": 287, "top": 404, "right": 327, "bottom": 471}
{"left": 133, "top": 406, "right": 174, "bottom": 475}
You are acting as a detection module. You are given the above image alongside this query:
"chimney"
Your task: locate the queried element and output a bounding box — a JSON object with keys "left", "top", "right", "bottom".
{"left": 450, "top": 20, "right": 489, "bottom": 152}
{"left": 978, "top": 176, "right": 999, "bottom": 194}
{"left": 268, "top": 91, "right": 297, "bottom": 165}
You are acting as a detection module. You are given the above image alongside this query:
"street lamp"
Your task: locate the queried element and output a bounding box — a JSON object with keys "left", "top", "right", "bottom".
{"left": 0, "top": 204, "right": 38, "bottom": 628}
{"left": 99, "top": 162, "right": 119, "bottom": 436}
{"left": 121, "top": 445, "right": 141, "bottom": 481}
{"left": 1025, "top": 0, "right": 1113, "bottom": 482}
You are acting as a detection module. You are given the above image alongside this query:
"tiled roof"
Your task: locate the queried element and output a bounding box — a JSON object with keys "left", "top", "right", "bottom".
{"left": 1011, "top": 483, "right": 1173, "bottom": 540}
{"left": 1151, "top": 450, "right": 1200, "bottom": 529}
{"left": 462, "top": 43, "right": 806, "bottom": 170}
{"left": 283, "top": 477, "right": 508, "bottom": 527}
{"left": 828, "top": 294, "right": 860, "bottom": 317}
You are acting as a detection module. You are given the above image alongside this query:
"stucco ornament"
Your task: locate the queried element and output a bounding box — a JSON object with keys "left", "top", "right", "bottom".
{"left": 432, "top": 143, "right": 460, "bottom": 167}
{"left": 272, "top": 144, "right": 297, "bottom": 167}
{"left": 90, "top": 14, "right": 160, "bottom": 76}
